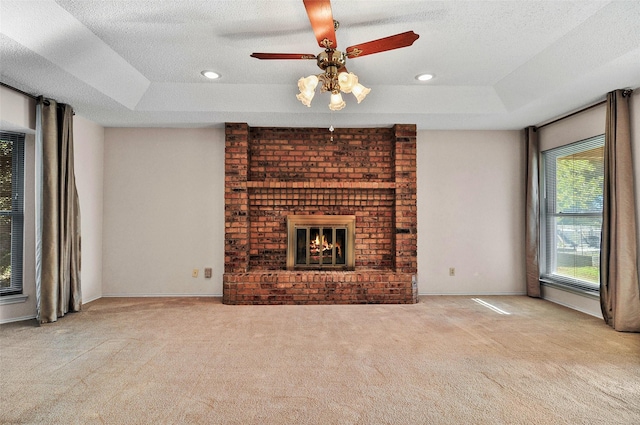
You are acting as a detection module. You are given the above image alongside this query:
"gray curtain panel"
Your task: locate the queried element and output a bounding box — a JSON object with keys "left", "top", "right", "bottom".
{"left": 35, "top": 98, "right": 81, "bottom": 324}
{"left": 525, "top": 126, "right": 541, "bottom": 298}
{"left": 600, "top": 89, "right": 640, "bottom": 332}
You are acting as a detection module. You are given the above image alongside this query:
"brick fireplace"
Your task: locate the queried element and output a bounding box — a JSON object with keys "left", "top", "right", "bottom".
{"left": 223, "top": 123, "right": 417, "bottom": 304}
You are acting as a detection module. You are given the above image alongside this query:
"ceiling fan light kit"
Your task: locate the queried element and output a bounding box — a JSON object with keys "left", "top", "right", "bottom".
{"left": 251, "top": 0, "right": 418, "bottom": 111}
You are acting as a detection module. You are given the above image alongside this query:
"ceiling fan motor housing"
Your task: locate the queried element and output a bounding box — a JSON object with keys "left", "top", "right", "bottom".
{"left": 316, "top": 50, "right": 346, "bottom": 93}
{"left": 317, "top": 50, "right": 346, "bottom": 72}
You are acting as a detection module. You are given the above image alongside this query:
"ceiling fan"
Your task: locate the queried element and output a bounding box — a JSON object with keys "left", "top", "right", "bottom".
{"left": 250, "top": 0, "right": 419, "bottom": 111}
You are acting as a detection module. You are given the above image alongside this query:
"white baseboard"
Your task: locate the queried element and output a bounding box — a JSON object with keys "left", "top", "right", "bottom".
{"left": 83, "top": 294, "right": 102, "bottom": 304}
{"left": 0, "top": 314, "right": 36, "bottom": 325}
{"left": 102, "top": 293, "right": 222, "bottom": 298}
{"left": 418, "top": 291, "right": 527, "bottom": 296}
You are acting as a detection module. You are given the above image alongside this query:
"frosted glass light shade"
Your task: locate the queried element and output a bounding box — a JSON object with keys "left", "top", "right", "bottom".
{"left": 338, "top": 72, "right": 358, "bottom": 93}
{"left": 298, "top": 75, "right": 318, "bottom": 92}
{"left": 296, "top": 75, "right": 319, "bottom": 107}
{"left": 351, "top": 83, "right": 371, "bottom": 103}
{"left": 328, "top": 92, "right": 346, "bottom": 111}
{"left": 296, "top": 91, "right": 315, "bottom": 107}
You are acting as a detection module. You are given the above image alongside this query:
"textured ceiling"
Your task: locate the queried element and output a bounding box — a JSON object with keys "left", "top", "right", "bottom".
{"left": 1, "top": 0, "right": 639, "bottom": 130}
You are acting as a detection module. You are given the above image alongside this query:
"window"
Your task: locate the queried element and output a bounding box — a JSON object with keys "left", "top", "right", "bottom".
{"left": 541, "top": 135, "right": 604, "bottom": 293}
{"left": 0, "top": 132, "right": 25, "bottom": 296}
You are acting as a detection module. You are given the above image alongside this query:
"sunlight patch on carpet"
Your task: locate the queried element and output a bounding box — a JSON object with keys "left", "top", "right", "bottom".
{"left": 472, "top": 298, "right": 511, "bottom": 315}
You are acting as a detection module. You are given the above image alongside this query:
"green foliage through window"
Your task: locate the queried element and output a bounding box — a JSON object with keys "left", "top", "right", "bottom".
{"left": 555, "top": 146, "right": 604, "bottom": 215}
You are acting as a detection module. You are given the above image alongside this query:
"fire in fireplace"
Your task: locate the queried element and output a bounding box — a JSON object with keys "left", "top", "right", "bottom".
{"left": 287, "top": 215, "right": 355, "bottom": 270}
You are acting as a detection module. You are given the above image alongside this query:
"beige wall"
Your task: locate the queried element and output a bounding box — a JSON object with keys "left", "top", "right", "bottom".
{"left": 417, "top": 130, "right": 526, "bottom": 295}
{"left": 2, "top": 85, "right": 638, "bottom": 319}
{"left": 104, "top": 127, "right": 523, "bottom": 298}
{"left": 102, "top": 128, "right": 225, "bottom": 296}
{"left": 538, "top": 103, "right": 606, "bottom": 151}
{"left": 73, "top": 115, "right": 105, "bottom": 303}
{"left": 0, "top": 86, "right": 36, "bottom": 133}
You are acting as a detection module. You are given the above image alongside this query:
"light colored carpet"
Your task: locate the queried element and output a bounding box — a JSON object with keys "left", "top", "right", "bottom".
{"left": 1, "top": 296, "right": 639, "bottom": 424}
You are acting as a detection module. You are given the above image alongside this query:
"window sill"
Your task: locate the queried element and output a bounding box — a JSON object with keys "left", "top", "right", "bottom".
{"left": 0, "top": 294, "right": 29, "bottom": 305}
{"left": 540, "top": 279, "right": 599, "bottom": 299}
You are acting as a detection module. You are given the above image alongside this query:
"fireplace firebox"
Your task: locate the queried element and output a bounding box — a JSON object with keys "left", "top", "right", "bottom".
{"left": 287, "top": 215, "right": 355, "bottom": 270}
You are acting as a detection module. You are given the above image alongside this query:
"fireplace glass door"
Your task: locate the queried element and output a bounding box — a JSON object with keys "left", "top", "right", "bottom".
{"left": 295, "top": 226, "right": 347, "bottom": 267}
{"left": 287, "top": 215, "right": 355, "bottom": 270}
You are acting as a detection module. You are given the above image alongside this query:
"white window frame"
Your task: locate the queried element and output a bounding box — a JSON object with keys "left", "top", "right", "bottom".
{"left": 540, "top": 134, "right": 604, "bottom": 295}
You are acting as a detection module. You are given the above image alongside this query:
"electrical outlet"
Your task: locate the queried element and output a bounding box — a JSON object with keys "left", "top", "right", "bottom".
{"left": 449, "top": 267, "right": 455, "bottom": 276}
{"left": 204, "top": 267, "right": 212, "bottom": 279}
{"left": 192, "top": 268, "right": 199, "bottom": 278}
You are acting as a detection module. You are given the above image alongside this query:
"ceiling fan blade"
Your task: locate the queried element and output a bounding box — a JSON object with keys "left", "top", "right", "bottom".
{"left": 250, "top": 53, "right": 317, "bottom": 60}
{"left": 303, "top": 0, "right": 338, "bottom": 49}
{"left": 346, "top": 31, "right": 419, "bottom": 58}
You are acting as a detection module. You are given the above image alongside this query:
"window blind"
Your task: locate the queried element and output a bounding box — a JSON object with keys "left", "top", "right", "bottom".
{"left": 542, "top": 134, "right": 604, "bottom": 292}
{"left": 0, "top": 131, "right": 25, "bottom": 296}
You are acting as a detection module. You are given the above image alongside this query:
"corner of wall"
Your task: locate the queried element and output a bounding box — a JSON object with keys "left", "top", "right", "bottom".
{"left": 73, "top": 115, "right": 105, "bottom": 304}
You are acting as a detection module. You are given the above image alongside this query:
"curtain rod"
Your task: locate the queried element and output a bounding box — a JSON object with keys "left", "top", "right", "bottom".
{"left": 537, "top": 99, "right": 606, "bottom": 129}
{"left": 1, "top": 81, "right": 74, "bottom": 113}
{"left": 1, "top": 81, "right": 39, "bottom": 100}
{"left": 536, "top": 89, "right": 633, "bottom": 129}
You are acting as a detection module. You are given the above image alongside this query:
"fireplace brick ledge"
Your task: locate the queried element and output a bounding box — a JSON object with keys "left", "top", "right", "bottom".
{"left": 223, "top": 271, "right": 417, "bottom": 305}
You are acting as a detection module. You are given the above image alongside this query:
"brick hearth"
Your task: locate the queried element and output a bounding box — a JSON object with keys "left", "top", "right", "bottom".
{"left": 223, "top": 123, "right": 417, "bottom": 304}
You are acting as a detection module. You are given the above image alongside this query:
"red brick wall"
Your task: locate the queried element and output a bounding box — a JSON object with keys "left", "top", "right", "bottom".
{"left": 394, "top": 125, "right": 418, "bottom": 274}
{"left": 224, "top": 123, "right": 417, "bottom": 304}
{"left": 249, "top": 188, "right": 395, "bottom": 270}
{"left": 225, "top": 123, "right": 250, "bottom": 273}
{"left": 248, "top": 127, "right": 395, "bottom": 182}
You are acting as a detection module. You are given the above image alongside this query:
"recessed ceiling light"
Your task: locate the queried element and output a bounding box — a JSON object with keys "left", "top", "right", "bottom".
{"left": 201, "top": 70, "right": 221, "bottom": 80}
{"left": 415, "top": 73, "right": 434, "bottom": 82}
